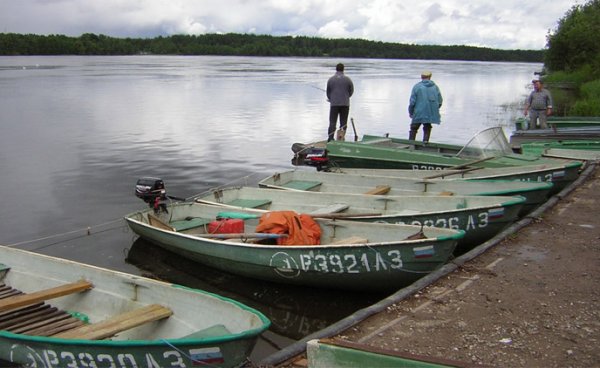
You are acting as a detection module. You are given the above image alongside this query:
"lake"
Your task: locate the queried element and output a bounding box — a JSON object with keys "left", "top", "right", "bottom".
{"left": 0, "top": 55, "right": 540, "bottom": 361}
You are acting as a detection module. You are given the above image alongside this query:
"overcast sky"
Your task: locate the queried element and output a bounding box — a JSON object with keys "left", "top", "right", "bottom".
{"left": 0, "top": 0, "right": 582, "bottom": 50}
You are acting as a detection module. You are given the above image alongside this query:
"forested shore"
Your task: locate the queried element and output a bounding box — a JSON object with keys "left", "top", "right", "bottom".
{"left": 0, "top": 33, "right": 542, "bottom": 62}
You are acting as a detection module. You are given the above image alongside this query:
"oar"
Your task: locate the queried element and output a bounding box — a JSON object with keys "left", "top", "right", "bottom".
{"left": 422, "top": 166, "right": 483, "bottom": 179}
{"left": 217, "top": 210, "right": 382, "bottom": 220}
{"left": 311, "top": 212, "right": 382, "bottom": 219}
{"left": 351, "top": 117, "right": 358, "bottom": 142}
{"left": 197, "top": 233, "right": 287, "bottom": 240}
{"left": 445, "top": 156, "right": 496, "bottom": 170}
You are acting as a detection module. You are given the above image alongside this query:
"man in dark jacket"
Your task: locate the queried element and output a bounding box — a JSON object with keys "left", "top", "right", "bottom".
{"left": 408, "top": 71, "right": 443, "bottom": 143}
{"left": 326, "top": 63, "right": 354, "bottom": 141}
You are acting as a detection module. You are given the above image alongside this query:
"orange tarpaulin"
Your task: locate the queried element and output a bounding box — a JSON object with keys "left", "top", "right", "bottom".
{"left": 256, "top": 211, "right": 321, "bottom": 246}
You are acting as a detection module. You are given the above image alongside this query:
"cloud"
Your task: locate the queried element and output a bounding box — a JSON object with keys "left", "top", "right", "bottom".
{"left": 0, "top": 0, "right": 581, "bottom": 49}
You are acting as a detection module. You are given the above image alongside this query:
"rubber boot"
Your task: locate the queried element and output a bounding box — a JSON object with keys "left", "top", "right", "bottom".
{"left": 408, "top": 129, "right": 417, "bottom": 141}
{"left": 423, "top": 125, "right": 432, "bottom": 143}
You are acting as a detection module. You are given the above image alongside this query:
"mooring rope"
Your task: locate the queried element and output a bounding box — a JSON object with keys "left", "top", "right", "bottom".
{"left": 4, "top": 218, "right": 127, "bottom": 251}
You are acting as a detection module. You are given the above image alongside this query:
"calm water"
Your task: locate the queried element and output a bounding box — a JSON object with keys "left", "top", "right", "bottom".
{"left": 0, "top": 55, "right": 540, "bottom": 361}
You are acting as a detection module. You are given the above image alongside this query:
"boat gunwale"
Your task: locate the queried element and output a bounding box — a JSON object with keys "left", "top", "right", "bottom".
{"left": 124, "top": 212, "right": 466, "bottom": 248}
{"left": 0, "top": 245, "right": 271, "bottom": 347}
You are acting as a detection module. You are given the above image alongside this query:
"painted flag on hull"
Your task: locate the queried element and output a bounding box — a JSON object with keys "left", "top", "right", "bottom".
{"left": 190, "top": 347, "right": 225, "bottom": 365}
{"left": 413, "top": 245, "right": 435, "bottom": 258}
{"left": 488, "top": 207, "right": 505, "bottom": 219}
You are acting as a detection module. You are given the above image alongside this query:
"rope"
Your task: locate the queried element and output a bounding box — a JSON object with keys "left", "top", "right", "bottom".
{"left": 186, "top": 172, "right": 265, "bottom": 201}
{"left": 4, "top": 218, "right": 127, "bottom": 251}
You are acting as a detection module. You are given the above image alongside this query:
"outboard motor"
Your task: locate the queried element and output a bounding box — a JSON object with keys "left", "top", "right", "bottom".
{"left": 291, "top": 143, "right": 329, "bottom": 171}
{"left": 135, "top": 177, "right": 168, "bottom": 214}
{"left": 304, "top": 148, "right": 329, "bottom": 171}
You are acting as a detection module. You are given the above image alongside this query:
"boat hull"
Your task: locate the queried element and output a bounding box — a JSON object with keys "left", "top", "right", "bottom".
{"left": 0, "top": 336, "right": 257, "bottom": 368}
{"left": 324, "top": 132, "right": 576, "bottom": 170}
{"left": 0, "top": 245, "right": 270, "bottom": 368}
{"left": 258, "top": 170, "right": 553, "bottom": 216}
{"left": 327, "top": 162, "right": 581, "bottom": 195}
{"left": 196, "top": 187, "right": 525, "bottom": 254}
{"left": 125, "top": 203, "right": 464, "bottom": 292}
{"left": 307, "top": 338, "right": 470, "bottom": 368}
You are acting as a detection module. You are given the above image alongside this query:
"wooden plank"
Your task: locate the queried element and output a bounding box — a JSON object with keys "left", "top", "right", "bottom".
{"left": 0, "top": 289, "right": 22, "bottom": 299}
{"left": 364, "top": 185, "right": 391, "bottom": 195}
{"left": 0, "top": 280, "right": 93, "bottom": 313}
{"left": 0, "top": 305, "right": 55, "bottom": 329}
{"left": 0, "top": 303, "right": 48, "bottom": 323}
{"left": 54, "top": 304, "right": 173, "bottom": 340}
{"left": 10, "top": 311, "right": 70, "bottom": 334}
{"left": 25, "top": 317, "right": 85, "bottom": 337}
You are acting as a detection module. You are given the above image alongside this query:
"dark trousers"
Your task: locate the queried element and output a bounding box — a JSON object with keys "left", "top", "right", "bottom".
{"left": 409, "top": 123, "right": 432, "bottom": 142}
{"left": 328, "top": 106, "right": 350, "bottom": 141}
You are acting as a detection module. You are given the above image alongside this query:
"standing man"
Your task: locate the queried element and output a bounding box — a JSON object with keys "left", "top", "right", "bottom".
{"left": 326, "top": 63, "right": 354, "bottom": 142}
{"left": 408, "top": 71, "right": 443, "bottom": 143}
{"left": 524, "top": 79, "right": 553, "bottom": 129}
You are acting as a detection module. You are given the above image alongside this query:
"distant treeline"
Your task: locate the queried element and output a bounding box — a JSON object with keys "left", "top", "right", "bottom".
{"left": 0, "top": 33, "right": 543, "bottom": 62}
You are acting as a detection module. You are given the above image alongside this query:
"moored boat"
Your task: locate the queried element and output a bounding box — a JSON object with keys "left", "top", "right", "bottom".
{"left": 257, "top": 169, "right": 553, "bottom": 216}
{"left": 0, "top": 244, "right": 270, "bottom": 367}
{"left": 313, "top": 127, "right": 578, "bottom": 171}
{"left": 124, "top": 202, "right": 464, "bottom": 292}
{"left": 307, "top": 338, "right": 474, "bottom": 368}
{"left": 509, "top": 126, "right": 600, "bottom": 150}
{"left": 194, "top": 186, "right": 525, "bottom": 253}
{"left": 519, "top": 140, "right": 600, "bottom": 161}
{"left": 326, "top": 161, "right": 581, "bottom": 195}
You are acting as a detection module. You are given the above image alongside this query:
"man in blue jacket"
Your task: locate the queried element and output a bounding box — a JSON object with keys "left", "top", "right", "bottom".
{"left": 326, "top": 63, "right": 354, "bottom": 141}
{"left": 408, "top": 71, "right": 443, "bottom": 143}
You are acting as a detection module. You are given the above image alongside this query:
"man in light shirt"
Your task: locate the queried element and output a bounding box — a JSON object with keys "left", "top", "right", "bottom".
{"left": 524, "top": 79, "right": 553, "bottom": 129}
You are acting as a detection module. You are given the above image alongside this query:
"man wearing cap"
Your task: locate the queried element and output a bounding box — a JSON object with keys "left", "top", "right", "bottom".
{"left": 524, "top": 79, "right": 553, "bottom": 129}
{"left": 326, "top": 63, "right": 354, "bottom": 142}
{"left": 408, "top": 71, "right": 443, "bottom": 143}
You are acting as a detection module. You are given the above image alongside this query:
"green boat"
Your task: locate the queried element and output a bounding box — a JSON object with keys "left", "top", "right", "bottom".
{"left": 195, "top": 186, "right": 524, "bottom": 254}
{"left": 307, "top": 338, "right": 474, "bottom": 368}
{"left": 327, "top": 161, "right": 582, "bottom": 195}
{"left": 515, "top": 116, "right": 600, "bottom": 131}
{"left": 124, "top": 202, "right": 464, "bottom": 292}
{"left": 0, "top": 245, "right": 270, "bottom": 368}
{"left": 509, "top": 126, "right": 600, "bottom": 150}
{"left": 320, "top": 127, "right": 579, "bottom": 171}
{"left": 257, "top": 169, "right": 552, "bottom": 216}
{"left": 520, "top": 140, "right": 600, "bottom": 161}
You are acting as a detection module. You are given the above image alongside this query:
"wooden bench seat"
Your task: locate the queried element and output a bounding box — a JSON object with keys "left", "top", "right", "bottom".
{"left": 282, "top": 180, "right": 322, "bottom": 191}
{"left": 364, "top": 185, "right": 391, "bottom": 195}
{"left": 0, "top": 280, "right": 93, "bottom": 313}
{"left": 54, "top": 303, "right": 173, "bottom": 340}
{"left": 0, "top": 284, "right": 88, "bottom": 337}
